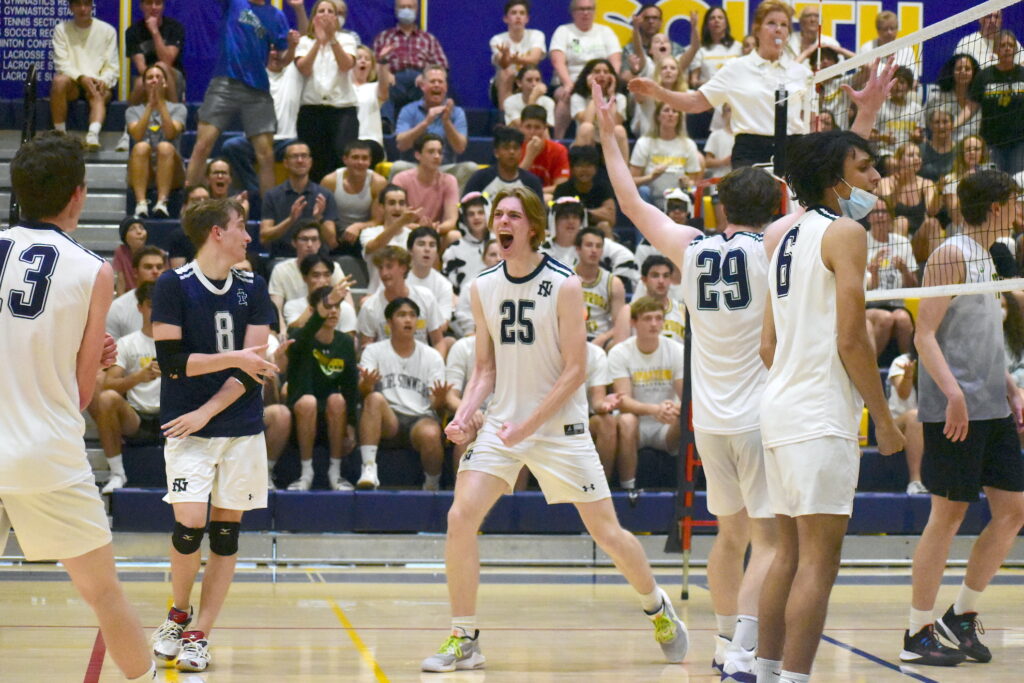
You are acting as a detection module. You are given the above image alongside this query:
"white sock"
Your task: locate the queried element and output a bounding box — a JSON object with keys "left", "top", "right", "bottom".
{"left": 328, "top": 459, "right": 341, "bottom": 481}
{"left": 953, "top": 582, "right": 982, "bottom": 615}
{"left": 268, "top": 458, "right": 277, "bottom": 472}
{"left": 452, "top": 616, "right": 476, "bottom": 637}
{"left": 88, "top": 121, "right": 101, "bottom": 135}
{"left": 54, "top": 122, "right": 66, "bottom": 132}
{"left": 300, "top": 459, "right": 313, "bottom": 481}
{"left": 908, "top": 607, "right": 933, "bottom": 635}
{"left": 621, "top": 478, "right": 636, "bottom": 490}
{"left": 715, "top": 613, "right": 737, "bottom": 639}
{"left": 755, "top": 657, "right": 781, "bottom": 683}
{"left": 107, "top": 454, "right": 125, "bottom": 478}
{"left": 640, "top": 585, "right": 664, "bottom": 614}
{"left": 424, "top": 472, "right": 441, "bottom": 488}
{"left": 779, "top": 671, "right": 810, "bottom": 683}
{"left": 127, "top": 661, "right": 156, "bottom": 680}
{"left": 735, "top": 614, "right": 758, "bottom": 651}
{"left": 360, "top": 445, "right": 378, "bottom": 465}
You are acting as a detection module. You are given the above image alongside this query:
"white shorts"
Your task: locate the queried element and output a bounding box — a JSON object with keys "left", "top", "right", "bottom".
{"left": 763, "top": 436, "right": 860, "bottom": 517}
{"left": 163, "top": 434, "right": 268, "bottom": 511}
{"left": 0, "top": 478, "right": 112, "bottom": 561}
{"left": 639, "top": 417, "right": 673, "bottom": 451}
{"left": 459, "top": 428, "right": 611, "bottom": 504}
{"left": 695, "top": 429, "right": 773, "bottom": 519}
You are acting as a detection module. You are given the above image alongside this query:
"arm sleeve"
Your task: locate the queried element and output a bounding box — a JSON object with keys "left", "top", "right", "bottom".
{"left": 451, "top": 106, "right": 468, "bottom": 136}
{"left": 171, "top": 103, "right": 188, "bottom": 126}
{"left": 601, "top": 26, "right": 621, "bottom": 57}
{"left": 294, "top": 36, "right": 313, "bottom": 59}
{"left": 99, "top": 24, "right": 121, "bottom": 88}
{"left": 358, "top": 341, "right": 378, "bottom": 372}
{"left": 462, "top": 168, "right": 488, "bottom": 195}
{"left": 125, "top": 105, "right": 143, "bottom": 127}
{"left": 551, "top": 143, "right": 571, "bottom": 181}
{"left": 321, "top": 189, "right": 339, "bottom": 222}
{"left": 395, "top": 103, "right": 418, "bottom": 134}
{"left": 523, "top": 170, "right": 545, "bottom": 200}
{"left": 125, "top": 24, "right": 142, "bottom": 58}
{"left": 272, "top": 12, "right": 290, "bottom": 50}
{"left": 52, "top": 24, "right": 79, "bottom": 80}
{"left": 424, "top": 296, "right": 444, "bottom": 332}
{"left": 427, "top": 34, "right": 449, "bottom": 69}
{"left": 698, "top": 61, "right": 734, "bottom": 109}
{"left": 287, "top": 307, "right": 324, "bottom": 356}
{"left": 442, "top": 174, "right": 460, "bottom": 209}
{"left": 340, "top": 336, "right": 361, "bottom": 412}
{"left": 150, "top": 272, "right": 184, "bottom": 326}
{"left": 528, "top": 29, "right": 547, "bottom": 58}
{"left": 606, "top": 346, "right": 629, "bottom": 381}
{"left": 549, "top": 26, "right": 567, "bottom": 54}
{"left": 356, "top": 303, "right": 378, "bottom": 338}
{"left": 683, "top": 138, "right": 702, "bottom": 173}
{"left": 570, "top": 94, "right": 586, "bottom": 118}
{"left": 629, "top": 137, "right": 649, "bottom": 168}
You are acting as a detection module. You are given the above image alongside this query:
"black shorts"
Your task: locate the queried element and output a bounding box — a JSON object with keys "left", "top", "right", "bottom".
{"left": 922, "top": 416, "right": 1024, "bottom": 501}
{"left": 133, "top": 410, "right": 163, "bottom": 442}
{"left": 382, "top": 411, "right": 438, "bottom": 449}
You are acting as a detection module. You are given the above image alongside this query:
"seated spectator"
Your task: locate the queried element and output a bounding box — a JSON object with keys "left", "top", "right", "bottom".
{"left": 504, "top": 65, "right": 555, "bottom": 128}
{"left": 356, "top": 246, "right": 449, "bottom": 357}
{"left": 451, "top": 237, "right": 499, "bottom": 336}
{"left": 621, "top": 4, "right": 690, "bottom": 82}
{"left": 294, "top": 0, "right": 359, "bottom": 184}
{"left": 688, "top": 6, "right": 742, "bottom": 92}
{"left": 283, "top": 255, "right": 357, "bottom": 338}
{"left": 206, "top": 157, "right": 251, "bottom": 217}
{"left": 571, "top": 59, "right": 628, "bottom": 159}
{"left": 788, "top": 5, "right": 850, "bottom": 60}
{"left": 112, "top": 217, "right": 150, "bottom": 295}
{"left": 442, "top": 193, "right": 490, "bottom": 297}
{"left": 704, "top": 103, "right": 735, "bottom": 179}
{"left": 444, "top": 334, "right": 488, "bottom": 463}
{"left": 586, "top": 341, "right": 619, "bottom": 481}
{"left": 664, "top": 187, "right": 694, "bottom": 225}
{"left": 284, "top": 285, "right": 360, "bottom": 491}
{"left": 50, "top": 0, "right": 118, "bottom": 151}
{"left": 464, "top": 127, "right": 544, "bottom": 203}
{"left": 406, "top": 227, "right": 455, "bottom": 329}
{"left": 817, "top": 109, "right": 839, "bottom": 132}
{"left": 372, "top": 0, "right": 449, "bottom": 120}
{"left": 877, "top": 142, "right": 943, "bottom": 263}
{"left": 357, "top": 297, "right": 448, "bottom": 490}
{"left": 93, "top": 281, "right": 161, "bottom": 494}
{"left": 553, "top": 146, "right": 617, "bottom": 234}
{"left": 125, "top": 0, "right": 185, "bottom": 106}
{"left": 548, "top": 0, "right": 622, "bottom": 138}
{"left": 953, "top": 9, "right": 1023, "bottom": 68}
{"left": 872, "top": 67, "right": 924, "bottom": 156}
{"left": 260, "top": 141, "right": 340, "bottom": 256}
{"left": 630, "top": 52, "right": 689, "bottom": 139}
{"left": 392, "top": 134, "right": 460, "bottom": 239}
{"left": 859, "top": 10, "right": 918, "bottom": 82}
{"left": 268, "top": 220, "right": 350, "bottom": 326}
{"left": 166, "top": 184, "right": 209, "bottom": 268}
{"left": 614, "top": 254, "right": 686, "bottom": 346}
{"left": 361, "top": 184, "right": 421, "bottom": 291}
{"left": 630, "top": 102, "right": 703, "bottom": 206}
{"left": 575, "top": 227, "right": 628, "bottom": 349}
{"left": 518, "top": 104, "right": 571, "bottom": 197}
{"left": 608, "top": 296, "right": 684, "bottom": 492}
{"left": 967, "top": 31, "right": 1024, "bottom": 175}
{"left": 919, "top": 108, "right": 956, "bottom": 182}
{"left": 490, "top": 1, "right": 546, "bottom": 110}
{"left": 107, "top": 246, "right": 167, "bottom": 339}
{"left": 127, "top": 64, "right": 186, "bottom": 219}
{"left": 542, "top": 197, "right": 639, "bottom": 289}
{"left": 864, "top": 200, "right": 917, "bottom": 358}
{"left": 927, "top": 54, "right": 981, "bottom": 144}
{"left": 352, "top": 44, "right": 392, "bottom": 168}
{"left": 220, "top": 33, "right": 303, "bottom": 203}
{"left": 941, "top": 135, "right": 991, "bottom": 228}
{"left": 887, "top": 350, "right": 926, "bottom": 495}
{"left": 321, "top": 140, "right": 389, "bottom": 253}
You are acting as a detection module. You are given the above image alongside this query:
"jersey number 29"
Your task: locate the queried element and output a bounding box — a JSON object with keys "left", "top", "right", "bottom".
{"left": 0, "top": 239, "right": 58, "bottom": 320}
{"left": 696, "top": 249, "right": 751, "bottom": 310}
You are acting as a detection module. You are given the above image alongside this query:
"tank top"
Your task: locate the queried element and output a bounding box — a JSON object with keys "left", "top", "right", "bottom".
{"left": 579, "top": 266, "right": 614, "bottom": 340}
{"left": 333, "top": 168, "right": 373, "bottom": 230}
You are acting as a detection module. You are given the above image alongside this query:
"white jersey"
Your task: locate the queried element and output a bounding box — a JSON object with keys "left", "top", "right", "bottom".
{"left": 662, "top": 298, "right": 687, "bottom": 345}
{"left": 681, "top": 231, "right": 768, "bottom": 434}
{"left": 0, "top": 224, "right": 104, "bottom": 494}
{"left": 579, "top": 267, "right": 615, "bottom": 340}
{"left": 115, "top": 330, "right": 161, "bottom": 414}
{"left": 761, "top": 208, "right": 863, "bottom": 447}
{"left": 359, "top": 339, "right": 444, "bottom": 417}
{"left": 474, "top": 255, "right": 589, "bottom": 438}
{"left": 355, "top": 284, "right": 444, "bottom": 343}
{"left": 607, "top": 336, "right": 684, "bottom": 406}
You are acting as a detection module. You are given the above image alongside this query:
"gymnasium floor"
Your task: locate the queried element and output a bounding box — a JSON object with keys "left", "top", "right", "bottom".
{"left": 1, "top": 565, "right": 1022, "bottom": 682}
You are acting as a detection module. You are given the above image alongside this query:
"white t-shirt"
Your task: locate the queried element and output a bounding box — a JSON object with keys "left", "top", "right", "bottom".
{"left": 629, "top": 136, "right": 702, "bottom": 198}
{"left": 570, "top": 92, "right": 627, "bottom": 119}
{"left": 408, "top": 268, "right": 455, "bottom": 322}
{"left": 887, "top": 353, "right": 918, "bottom": 417}
{"left": 859, "top": 40, "right": 919, "bottom": 80}
{"left": 490, "top": 29, "right": 547, "bottom": 66}
{"left": 295, "top": 33, "right": 359, "bottom": 107}
{"left": 954, "top": 31, "right": 1024, "bottom": 68}
{"left": 540, "top": 239, "right": 639, "bottom": 289}
{"left": 586, "top": 341, "right": 610, "bottom": 389}
{"left": 700, "top": 52, "right": 812, "bottom": 136}
{"left": 875, "top": 98, "right": 924, "bottom": 156}
{"left": 360, "top": 225, "right": 412, "bottom": 292}
{"left": 283, "top": 296, "right": 357, "bottom": 333}
{"left": 267, "top": 258, "right": 346, "bottom": 303}
{"left": 356, "top": 81, "right": 385, "bottom": 146}
{"left": 867, "top": 232, "right": 917, "bottom": 295}
{"left": 115, "top": 331, "right": 161, "bottom": 414}
{"left": 690, "top": 42, "right": 743, "bottom": 84}
{"left": 503, "top": 92, "right": 556, "bottom": 126}
{"left": 359, "top": 339, "right": 444, "bottom": 417}
{"left": 607, "top": 337, "right": 684, "bottom": 408}
{"left": 106, "top": 288, "right": 143, "bottom": 339}
{"left": 703, "top": 128, "right": 735, "bottom": 179}
{"left": 446, "top": 335, "right": 492, "bottom": 412}
{"left": 356, "top": 284, "right": 444, "bottom": 343}
{"left": 549, "top": 23, "right": 621, "bottom": 84}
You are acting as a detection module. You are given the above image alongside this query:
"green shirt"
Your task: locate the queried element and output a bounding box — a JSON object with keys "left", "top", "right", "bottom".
{"left": 286, "top": 309, "right": 359, "bottom": 417}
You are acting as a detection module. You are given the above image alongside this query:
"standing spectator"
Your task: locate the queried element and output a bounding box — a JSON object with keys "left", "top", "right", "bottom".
{"left": 294, "top": 0, "right": 359, "bottom": 184}
{"left": 966, "top": 31, "right": 1024, "bottom": 174}
{"left": 518, "top": 104, "right": 571, "bottom": 197}
{"left": 267, "top": 221, "right": 349, "bottom": 325}
{"left": 356, "top": 298, "right": 448, "bottom": 490}
{"left": 127, "top": 64, "right": 186, "bottom": 219}
{"left": 260, "top": 141, "right": 340, "bottom": 256}
{"left": 704, "top": 103, "right": 735, "bottom": 179}
{"left": 859, "top": 11, "right": 917, "bottom": 82}
{"left": 887, "top": 351, "right": 926, "bottom": 495}
{"left": 372, "top": 0, "right": 449, "bottom": 120}
{"left": 184, "top": 0, "right": 291, "bottom": 197}
{"left": 953, "top": 10, "right": 1024, "bottom": 68}
{"left": 443, "top": 193, "right": 491, "bottom": 298}
{"left": 285, "top": 285, "right": 360, "bottom": 491}
{"left": 630, "top": 102, "right": 703, "bottom": 206}
{"left": 878, "top": 143, "right": 943, "bottom": 264}
{"left": 107, "top": 246, "right": 167, "bottom": 339}
{"left": 787, "top": 5, "right": 848, "bottom": 60}
{"left": 864, "top": 200, "right": 917, "bottom": 357}
{"left": 112, "top": 217, "right": 150, "bottom": 296}
{"left": 392, "top": 134, "right": 460, "bottom": 239}
{"left": 321, "top": 140, "right": 388, "bottom": 253}
{"left": 407, "top": 226, "right": 455, "bottom": 327}
{"left": 549, "top": 0, "right": 622, "bottom": 139}
{"left": 929, "top": 54, "right": 981, "bottom": 144}
{"left": 552, "top": 146, "right": 617, "bottom": 234}
{"left": 360, "top": 185, "right": 421, "bottom": 292}
{"left": 689, "top": 6, "right": 742, "bottom": 91}
{"left": 490, "top": 1, "right": 547, "bottom": 111}
{"left": 571, "top": 59, "right": 629, "bottom": 159}
{"left": 125, "top": 0, "right": 186, "bottom": 106}
{"left": 504, "top": 65, "right": 556, "bottom": 128}
{"left": 50, "top": 0, "right": 119, "bottom": 151}
{"left": 873, "top": 67, "right": 924, "bottom": 156}
{"left": 352, "top": 44, "right": 393, "bottom": 168}
{"left": 167, "top": 185, "right": 209, "bottom": 268}
{"left": 919, "top": 108, "right": 956, "bottom": 182}
{"left": 464, "top": 127, "right": 544, "bottom": 202}
{"left": 621, "top": 3, "right": 687, "bottom": 82}
{"left": 630, "top": 51, "right": 689, "bottom": 139}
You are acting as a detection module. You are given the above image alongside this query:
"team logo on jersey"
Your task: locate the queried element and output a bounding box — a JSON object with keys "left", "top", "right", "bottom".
{"left": 237, "top": 289, "right": 248, "bottom": 306}
{"left": 564, "top": 423, "right": 585, "bottom": 436}
{"left": 172, "top": 478, "right": 188, "bottom": 492}
{"left": 538, "top": 280, "right": 553, "bottom": 297}
{"left": 462, "top": 448, "right": 473, "bottom": 461}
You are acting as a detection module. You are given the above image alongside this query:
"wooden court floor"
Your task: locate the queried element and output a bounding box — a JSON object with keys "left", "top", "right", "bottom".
{"left": 1, "top": 565, "right": 1022, "bottom": 682}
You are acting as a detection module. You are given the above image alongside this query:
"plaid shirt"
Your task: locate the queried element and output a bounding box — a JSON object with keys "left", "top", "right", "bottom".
{"left": 372, "top": 26, "right": 448, "bottom": 72}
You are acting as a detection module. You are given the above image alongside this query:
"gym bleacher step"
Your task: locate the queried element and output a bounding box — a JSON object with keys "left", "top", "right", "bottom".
{"left": 0, "top": 190, "right": 126, "bottom": 222}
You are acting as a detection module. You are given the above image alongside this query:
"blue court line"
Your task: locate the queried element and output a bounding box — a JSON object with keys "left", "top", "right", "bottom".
{"left": 821, "top": 634, "right": 940, "bottom": 683}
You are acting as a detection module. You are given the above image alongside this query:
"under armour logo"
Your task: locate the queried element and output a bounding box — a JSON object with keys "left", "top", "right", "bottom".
{"left": 172, "top": 478, "right": 188, "bottom": 492}
{"left": 538, "top": 280, "right": 553, "bottom": 297}
{"left": 249, "top": 493, "right": 254, "bottom": 501}
{"left": 582, "top": 483, "right": 595, "bottom": 491}
{"left": 237, "top": 289, "right": 248, "bottom": 306}
{"left": 463, "top": 448, "right": 473, "bottom": 461}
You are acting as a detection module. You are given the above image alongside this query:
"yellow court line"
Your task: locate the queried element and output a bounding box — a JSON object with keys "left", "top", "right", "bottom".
{"left": 328, "top": 598, "right": 389, "bottom": 682}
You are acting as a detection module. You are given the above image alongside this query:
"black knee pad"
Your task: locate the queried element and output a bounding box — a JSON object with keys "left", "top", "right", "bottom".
{"left": 171, "top": 522, "right": 205, "bottom": 555}
{"left": 207, "top": 521, "right": 241, "bottom": 556}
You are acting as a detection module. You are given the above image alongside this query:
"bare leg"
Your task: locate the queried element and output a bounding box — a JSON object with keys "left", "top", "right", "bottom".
{"left": 758, "top": 514, "right": 796, "bottom": 662}
{"left": 911, "top": 496, "right": 967, "bottom": 611}
{"left": 446, "top": 471, "right": 508, "bottom": 616}
{"left": 892, "top": 308, "right": 914, "bottom": 355}
{"left": 192, "top": 506, "right": 244, "bottom": 635}
{"left": 411, "top": 418, "right": 444, "bottom": 477}
{"left": 251, "top": 132, "right": 277, "bottom": 196}
{"left": 94, "top": 390, "right": 141, "bottom": 458}
{"left": 574, "top": 121, "right": 595, "bottom": 147}
{"left": 707, "top": 510, "right": 751, "bottom": 618}
{"left": 553, "top": 87, "right": 571, "bottom": 139}
{"left": 898, "top": 410, "right": 923, "bottom": 483}
{"left": 293, "top": 394, "right": 317, "bottom": 465}
{"left": 962, "top": 487, "right": 1024, "bottom": 592}
{"left": 169, "top": 501, "right": 208, "bottom": 611}
{"left": 864, "top": 308, "right": 893, "bottom": 358}
{"left": 616, "top": 413, "right": 639, "bottom": 484}
{"left": 590, "top": 413, "right": 618, "bottom": 479}
{"left": 576, "top": 498, "right": 655, "bottom": 594}
{"left": 738, "top": 518, "right": 777, "bottom": 616}
{"left": 87, "top": 89, "right": 111, "bottom": 126}
{"left": 263, "top": 404, "right": 292, "bottom": 462}
{"left": 155, "top": 141, "right": 178, "bottom": 201}
{"left": 185, "top": 122, "right": 221, "bottom": 188}
{"left": 325, "top": 393, "right": 348, "bottom": 462}
{"left": 50, "top": 75, "right": 78, "bottom": 127}
{"left": 358, "top": 392, "right": 399, "bottom": 448}
{"left": 127, "top": 142, "right": 152, "bottom": 202}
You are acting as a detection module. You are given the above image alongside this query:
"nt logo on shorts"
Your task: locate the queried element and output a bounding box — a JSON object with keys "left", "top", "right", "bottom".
{"left": 172, "top": 478, "right": 189, "bottom": 492}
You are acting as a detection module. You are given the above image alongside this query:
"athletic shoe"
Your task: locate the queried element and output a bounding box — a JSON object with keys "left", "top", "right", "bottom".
{"left": 85, "top": 131, "right": 101, "bottom": 151}
{"left": 152, "top": 606, "right": 191, "bottom": 663}
{"left": 421, "top": 629, "right": 485, "bottom": 672}
{"left": 627, "top": 486, "right": 642, "bottom": 508}
{"left": 331, "top": 477, "right": 355, "bottom": 491}
{"left": 648, "top": 588, "right": 689, "bottom": 663}
{"left": 711, "top": 634, "right": 730, "bottom": 673}
{"left": 101, "top": 473, "right": 126, "bottom": 495}
{"left": 936, "top": 605, "right": 991, "bottom": 663}
{"left": 422, "top": 477, "right": 440, "bottom": 492}
{"left": 357, "top": 463, "right": 379, "bottom": 490}
{"left": 267, "top": 470, "right": 276, "bottom": 489}
{"left": 287, "top": 477, "right": 312, "bottom": 491}
{"left": 899, "top": 625, "right": 966, "bottom": 667}
{"left": 134, "top": 200, "right": 149, "bottom": 219}
{"left": 152, "top": 200, "right": 170, "bottom": 218}
{"left": 175, "top": 631, "right": 210, "bottom": 672}
{"left": 721, "top": 642, "right": 756, "bottom": 681}
{"left": 115, "top": 131, "right": 130, "bottom": 152}
{"left": 906, "top": 481, "right": 928, "bottom": 495}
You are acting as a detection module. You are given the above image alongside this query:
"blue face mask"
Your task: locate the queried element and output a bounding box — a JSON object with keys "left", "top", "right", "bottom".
{"left": 834, "top": 179, "right": 878, "bottom": 220}
{"left": 396, "top": 7, "right": 416, "bottom": 25}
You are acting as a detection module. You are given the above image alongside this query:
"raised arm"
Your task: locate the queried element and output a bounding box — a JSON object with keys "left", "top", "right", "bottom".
{"left": 845, "top": 57, "right": 897, "bottom": 139}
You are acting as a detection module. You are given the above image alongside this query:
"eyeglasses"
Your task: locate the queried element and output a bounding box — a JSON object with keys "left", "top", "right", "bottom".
{"left": 574, "top": 6, "right": 596, "bottom": 13}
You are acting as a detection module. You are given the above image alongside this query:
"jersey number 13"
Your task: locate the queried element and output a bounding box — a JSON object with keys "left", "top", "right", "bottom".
{"left": 0, "top": 239, "right": 58, "bottom": 320}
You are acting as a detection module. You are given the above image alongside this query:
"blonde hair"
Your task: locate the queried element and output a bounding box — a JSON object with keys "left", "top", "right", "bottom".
{"left": 356, "top": 45, "right": 378, "bottom": 83}
{"left": 657, "top": 55, "right": 687, "bottom": 92}
{"left": 876, "top": 10, "right": 897, "bottom": 27}
{"left": 752, "top": 0, "right": 794, "bottom": 47}
{"left": 648, "top": 101, "right": 685, "bottom": 139}
{"left": 490, "top": 187, "right": 548, "bottom": 250}
{"left": 630, "top": 296, "right": 664, "bottom": 319}
{"left": 306, "top": 0, "right": 339, "bottom": 40}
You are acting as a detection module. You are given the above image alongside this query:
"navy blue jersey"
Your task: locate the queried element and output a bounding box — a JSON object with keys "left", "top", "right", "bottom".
{"left": 152, "top": 263, "right": 275, "bottom": 437}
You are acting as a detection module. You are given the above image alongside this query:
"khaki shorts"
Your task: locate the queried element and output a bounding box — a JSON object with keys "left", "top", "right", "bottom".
{"left": 163, "top": 434, "right": 268, "bottom": 511}
{"left": 0, "top": 478, "right": 112, "bottom": 561}
{"left": 459, "top": 428, "right": 611, "bottom": 504}
{"left": 695, "top": 429, "right": 772, "bottom": 519}
{"left": 639, "top": 416, "right": 672, "bottom": 451}
{"left": 764, "top": 436, "right": 860, "bottom": 517}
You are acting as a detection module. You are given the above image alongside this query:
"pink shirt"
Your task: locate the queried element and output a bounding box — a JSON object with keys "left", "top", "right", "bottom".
{"left": 392, "top": 168, "right": 459, "bottom": 223}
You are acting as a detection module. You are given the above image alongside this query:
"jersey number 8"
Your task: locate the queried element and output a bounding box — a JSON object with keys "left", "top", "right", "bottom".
{"left": 0, "top": 239, "right": 59, "bottom": 320}
{"left": 214, "top": 311, "right": 235, "bottom": 353}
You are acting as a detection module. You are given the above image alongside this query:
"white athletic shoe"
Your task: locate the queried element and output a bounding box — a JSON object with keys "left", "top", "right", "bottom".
{"left": 357, "top": 463, "right": 379, "bottom": 490}
{"left": 421, "top": 629, "right": 486, "bottom": 672}
{"left": 85, "top": 131, "right": 101, "bottom": 151}
{"left": 267, "top": 470, "right": 276, "bottom": 489}
{"left": 422, "top": 477, "right": 440, "bottom": 491}
{"left": 712, "top": 634, "right": 730, "bottom": 672}
{"left": 151, "top": 607, "right": 191, "bottom": 663}
{"left": 287, "top": 477, "right": 312, "bottom": 491}
{"left": 648, "top": 588, "right": 689, "bottom": 663}
{"left": 721, "top": 642, "right": 756, "bottom": 681}
{"left": 115, "top": 131, "right": 130, "bottom": 152}
{"left": 134, "top": 200, "right": 149, "bottom": 219}
{"left": 906, "top": 480, "right": 928, "bottom": 495}
{"left": 175, "top": 632, "right": 210, "bottom": 672}
{"left": 331, "top": 477, "right": 355, "bottom": 491}
{"left": 101, "top": 474, "right": 126, "bottom": 495}
{"left": 151, "top": 200, "right": 170, "bottom": 218}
